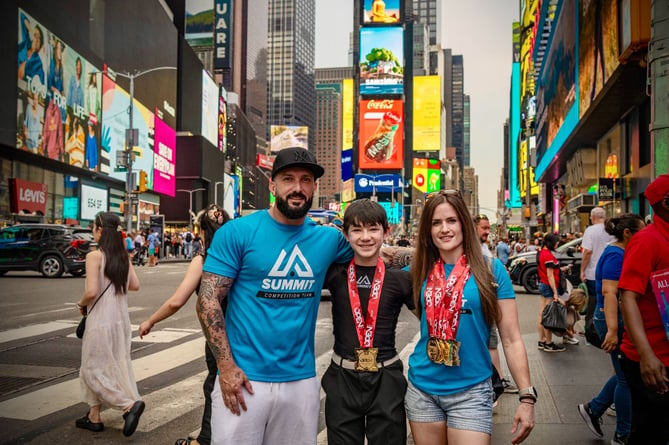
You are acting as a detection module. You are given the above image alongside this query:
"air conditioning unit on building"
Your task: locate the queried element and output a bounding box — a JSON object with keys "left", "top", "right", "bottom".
{"left": 567, "top": 193, "right": 596, "bottom": 212}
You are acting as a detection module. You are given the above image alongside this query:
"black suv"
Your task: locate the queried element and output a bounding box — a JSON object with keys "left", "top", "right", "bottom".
{"left": 508, "top": 238, "right": 583, "bottom": 294}
{"left": 0, "top": 224, "right": 96, "bottom": 278}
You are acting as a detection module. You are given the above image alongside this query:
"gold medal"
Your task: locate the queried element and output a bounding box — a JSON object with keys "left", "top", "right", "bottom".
{"left": 427, "top": 337, "right": 444, "bottom": 364}
{"left": 354, "top": 347, "right": 379, "bottom": 372}
{"left": 443, "top": 340, "right": 461, "bottom": 366}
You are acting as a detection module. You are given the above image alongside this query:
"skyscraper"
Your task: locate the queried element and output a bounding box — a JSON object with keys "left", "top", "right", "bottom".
{"left": 464, "top": 94, "right": 470, "bottom": 166}
{"left": 267, "top": 0, "right": 316, "bottom": 148}
{"left": 412, "top": 0, "right": 440, "bottom": 74}
{"left": 452, "top": 55, "right": 465, "bottom": 188}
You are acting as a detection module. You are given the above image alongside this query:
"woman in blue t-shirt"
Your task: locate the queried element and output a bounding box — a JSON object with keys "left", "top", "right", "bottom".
{"left": 406, "top": 190, "right": 534, "bottom": 445}
{"left": 578, "top": 213, "right": 644, "bottom": 444}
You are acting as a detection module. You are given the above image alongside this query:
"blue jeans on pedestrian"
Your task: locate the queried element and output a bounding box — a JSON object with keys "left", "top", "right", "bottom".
{"left": 588, "top": 312, "right": 631, "bottom": 437}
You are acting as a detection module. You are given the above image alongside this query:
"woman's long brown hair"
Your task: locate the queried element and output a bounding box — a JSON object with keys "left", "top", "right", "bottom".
{"left": 410, "top": 192, "right": 500, "bottom": 327}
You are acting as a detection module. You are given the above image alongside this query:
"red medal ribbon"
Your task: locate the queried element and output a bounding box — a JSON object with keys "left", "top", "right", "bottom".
{"left": 347, "top": 258, "right": 385, "bottom": 348}
{"left": 424, "top": 255, "right": 471, "bottom": 341}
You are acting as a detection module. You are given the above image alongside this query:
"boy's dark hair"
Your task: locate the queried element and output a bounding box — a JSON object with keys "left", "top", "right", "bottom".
{"left": 343, "top": 199, "right": 389, "bottom": 233}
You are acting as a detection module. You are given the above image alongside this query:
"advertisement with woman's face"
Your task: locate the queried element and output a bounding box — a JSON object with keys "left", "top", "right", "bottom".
{"left": 16, "top": 9, "right": 102, "bottom": 172}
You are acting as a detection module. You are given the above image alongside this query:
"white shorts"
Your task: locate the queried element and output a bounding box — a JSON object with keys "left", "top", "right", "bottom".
{"left": 210, "top": 376, "right": 320, "bottom": 445}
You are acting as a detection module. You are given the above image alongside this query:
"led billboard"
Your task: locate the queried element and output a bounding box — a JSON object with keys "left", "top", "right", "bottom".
{"left": 359, "top": 99, "right": 403, "bottom": 169}
{"left": 342, "top": 78, "right": 354, "bottom": 151}
{"left": 202, "top": 70, "right": 219, "bottom": 147}
{"left": 360, "top": 27, "right": 404, "bottom": 96}
{"left": 218, "top": 90, "right": 227, "bottom": 152}
{"left": 413, "top": 76, "right": 441, "bottom": 151}
{"left": 579, "top": 0, "right": 619, "bottom": 117}
{"left": 270, "top": 125, "right": 309, "bottom": 152}
{"left": 185, "top": 0, "right": 213, "bottom": 47}
{"left": 81, "top": 184, "right": 108, "bottom": 221}
{"left": 412, "top": 158, "right": 441, "bottom": 193}
{"left": 153, "top": 116, "right": 176, "bottom": 197}
{"left": 16, "top": 9, "right": 103, "bottom": 173}
{"left": 363, "top": 0, "right": 401, "bottom": 24}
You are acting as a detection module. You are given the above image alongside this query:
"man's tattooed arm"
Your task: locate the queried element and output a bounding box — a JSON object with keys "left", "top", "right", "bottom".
{"left": 197, "top": 271, "right": 234, "bottom": 365}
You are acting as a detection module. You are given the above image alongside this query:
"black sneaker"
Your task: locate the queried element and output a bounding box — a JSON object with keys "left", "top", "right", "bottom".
{"left": 543, "top": 342, "right": 566, "bottom": 352}
{"left": 538, "top": 341, "right": 546, "bottom": 350}
{"left": 75, "top": 413, "right": 104, "bottom": 432}
{"left": 611, "top": 433, "right": 630, "bottom": 445}
{"left": 578, "top": 403, "right": 604, "bottom": 438}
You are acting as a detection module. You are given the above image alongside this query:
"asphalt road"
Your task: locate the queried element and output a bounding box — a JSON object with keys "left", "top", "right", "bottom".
{"left": 0, "top": 263, "right": 620, "bottom": 445}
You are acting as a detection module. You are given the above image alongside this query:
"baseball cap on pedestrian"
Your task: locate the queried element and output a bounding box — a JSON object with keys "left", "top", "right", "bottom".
{"left": 271, "top": 147, "right": 324, "bottom": 179}
{"left": 645, "top": 174, "right": 669, "bottom": 205}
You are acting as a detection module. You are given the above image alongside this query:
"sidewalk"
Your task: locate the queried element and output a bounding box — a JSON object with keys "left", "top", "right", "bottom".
{"left": 490, "top": 292, "right": 619, "bottom": 445}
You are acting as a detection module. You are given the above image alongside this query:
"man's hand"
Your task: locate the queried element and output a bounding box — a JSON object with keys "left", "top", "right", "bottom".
{"left": 510, "top": 402, "right": 535, "bottom": 444}
{"left": 640, "top": 353, "right": 669, "bottom": 394}
{"left": 218, "top": 363, "right": 254, "bottom": 415}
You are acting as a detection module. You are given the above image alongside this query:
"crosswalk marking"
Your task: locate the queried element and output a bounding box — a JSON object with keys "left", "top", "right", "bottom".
{"left": 0, "top": 321, "right": 76, "bottom": 344}
{"left": 0, "top": 338, "right": 205, "bottom": 420}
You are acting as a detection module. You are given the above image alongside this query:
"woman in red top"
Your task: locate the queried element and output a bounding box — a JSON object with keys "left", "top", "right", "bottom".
{"left": 536, "top": 234, "right": 566, "bottom": 352}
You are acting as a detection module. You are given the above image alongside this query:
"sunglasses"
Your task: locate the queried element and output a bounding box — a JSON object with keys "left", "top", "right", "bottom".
{"left": 425, "top": 189, "right": 462, "bottom": 202}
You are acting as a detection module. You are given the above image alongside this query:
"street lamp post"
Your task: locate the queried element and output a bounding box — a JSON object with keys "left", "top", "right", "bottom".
{"left": 214, "top": 181, "right": 225, "bottom": 206}
{"left": 177, "top": 188, "right": 206, "bottom": 231}
{"left": 114, "top": 66, "right": 177, "bottom": 233}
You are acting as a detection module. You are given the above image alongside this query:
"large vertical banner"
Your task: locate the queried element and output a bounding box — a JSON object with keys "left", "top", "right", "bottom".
{"left": 214, "top": 0, "right": 233, "bottom": 69}
{"left": 16, "top": 9, "right": 102, "bottom": 172}
{"left": 102, "top": 74, "right": 155, "bottom": 188}
{"left": 358, "top": 99, "right": 404, "bottom": 169}
{"left": 413, "top": 76, "right": 441, "bottom": 151}
{"left": 153, "top": 116, "right": 176, "bottom": 197}
{"left": 218, "top": 88, "right": 227, "bottom": 152}
{"left": 579, "top": 0, "right": 618, "bottom": 117}
{"left": 342, "top": 79, "right": 354, "bottom": 152}
{"left": 359, "top": 27, "right": 404, "bottom": 95}
{"left": 185, "top": 0, "right": 214, "bottom": 47}
{"left": 202, "top": 70, "right": 219, "bottom": 146}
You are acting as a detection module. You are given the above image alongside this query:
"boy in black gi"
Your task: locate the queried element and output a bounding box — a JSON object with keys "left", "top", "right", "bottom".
{"left": 322, "top": 199, "right": 414, "bottom": 445}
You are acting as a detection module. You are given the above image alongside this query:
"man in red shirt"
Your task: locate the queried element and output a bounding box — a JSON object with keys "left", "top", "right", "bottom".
{"left": 619, "top": 174, "right": 669, "bottom": 444}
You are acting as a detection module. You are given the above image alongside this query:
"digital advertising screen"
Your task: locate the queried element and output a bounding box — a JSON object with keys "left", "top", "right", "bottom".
{"left": 342, "top": 79, "right": 354, "bottom": 151}
{"left": 360, "top": 27, "right": 404, "bottom": 96}
{"left": 153, "top": 116, "right": 176, "bottom": 197}
{"left": 412, "top": 158, "right": 441, "bottom": 193}
{"left": 341, "top": 148, "right": 353, "bottom": 182}
{"left": 363, "top": 0, "right": 401, "bottom": 24}
{"left": 270, "top": 125, "right": 309, "bottom": 152}
{"left": 80, "top": 184, "right": 108, "bottom": 221}
{"left": 218, "top": 91, "right": 227, "bottom": 152}
{"left": 579, "top": 0, "right": 619, "bottom": 118}
{"left": 358, "top": 99, "right": 404, "bottom": 169}
{"left": 413, "top": 76, "right": 441, "bottom": 151}
{"left": 185, "top": 0, "right": 214, "bottom": 48}
{"left": 16, "top": 9, "right": 103, "bottom": 173}
{"left": 102, "top": 74, "right": 155, "bottom": 188}
{"left": 202, "top": 70, "right": 219, "bottom": 147}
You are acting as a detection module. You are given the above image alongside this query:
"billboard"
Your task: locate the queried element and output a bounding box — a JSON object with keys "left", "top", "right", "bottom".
{"left": 341, "top": 148, "right": 353, "bottom": 181}
{"left": 218, "top": 90, "right": 227, "bottom": 152}
{"left": 363, "top": 0, "right": 401, "bottom": 24}
{"left": 354, "top": 174, "right": 403, "bottom": 192}
{"left": 413, "top": 76, "right": 441, "bottom": 151}
{"left": 342, "top": 79, "right": 354, "bottom": 151}
{"left": 214, "top": 0, "right": 233, "bottom": 69}
{"left": 579, "top": 0, "right": 619, "bottom": 117}
{"left": 153, "top": 116, "right": 176, "bottom": 197}
{"left": 202, "top": 70, "right": 219, "bottom": 147}
{"left": 270, "top": 125, "right": 309, "bottom": 152}
{"left": 80, "top": 184, "right": 108, "bottom": 221}
{"left": 185, "top": 0, "right": 214, "bottom": 47}
{"left": 16, "top": 9, "right": 103, "bottom": 173}
{"left": 358, "top": 99, "right": 404, "bottom": 169}
{"left": 412, "top": 158, "right": 441, "bottom": 193}
{"left": 102, "top": 74, "right": 155, "bottom": 187}
{"left": 360, "top": 27, "right": 404, "bottom": 95}
{"left": 378, "top": 201, "right": 403, "bottom": 225}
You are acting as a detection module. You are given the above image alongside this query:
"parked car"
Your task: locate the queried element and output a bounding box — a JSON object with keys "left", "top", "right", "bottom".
{"left": 508, "top": 237, "right": 583, "bottom": 294}
{"left": 0, "top": 224, "right": 96, "bottom": 278}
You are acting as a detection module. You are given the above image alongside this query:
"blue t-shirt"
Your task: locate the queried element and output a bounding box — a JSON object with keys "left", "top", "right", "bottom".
{"left": 203, "top": 210, "right": 353, "bottom": 382}
{"left": 408, "top": 257, "right": 515, "bottom": 395}
{"left": 595, "top": 244, "right": 624, "bottom": 311}
{"left": 496, "top": 242, "right": 511, "bottom": 265}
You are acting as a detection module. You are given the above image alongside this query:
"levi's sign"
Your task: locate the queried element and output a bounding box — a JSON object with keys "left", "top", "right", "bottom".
{"left": 9, "top": 178, "right": 47, "bottom": 214}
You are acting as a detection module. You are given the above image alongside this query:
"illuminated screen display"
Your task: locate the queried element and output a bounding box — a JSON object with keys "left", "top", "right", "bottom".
{"left": 359, "top": 27, "right": 404, "bottom": 96}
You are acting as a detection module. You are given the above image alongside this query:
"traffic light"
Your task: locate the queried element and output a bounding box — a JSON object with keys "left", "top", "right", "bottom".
{"left": 138, "top": 170, "right": 148, "bottom": 193}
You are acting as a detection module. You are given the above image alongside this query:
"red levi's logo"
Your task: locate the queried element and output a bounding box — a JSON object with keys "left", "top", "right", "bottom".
{"left": 9, "top": 178, "right": 48, "bottom": 214}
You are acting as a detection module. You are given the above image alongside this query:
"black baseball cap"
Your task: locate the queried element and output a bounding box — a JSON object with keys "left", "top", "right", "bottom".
{"left": 271, "top": 147, "right": 324, "bottom": 179}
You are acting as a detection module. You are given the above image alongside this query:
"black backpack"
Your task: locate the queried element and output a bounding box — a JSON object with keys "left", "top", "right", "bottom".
{"left": 185, "top": 232, "right": 193, "bottom": 242}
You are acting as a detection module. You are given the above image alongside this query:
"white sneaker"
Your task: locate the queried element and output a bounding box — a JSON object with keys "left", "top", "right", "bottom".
{"left": 563, "top": 336, "right": 580, "bottom": 345}
{"left": 607, "top": 404, "right": 616, "bottom": 417}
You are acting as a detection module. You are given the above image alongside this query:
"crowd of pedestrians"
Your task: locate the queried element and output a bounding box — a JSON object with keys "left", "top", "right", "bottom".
{"left": 72, "top": 146, "right": 669, "bottom": 445}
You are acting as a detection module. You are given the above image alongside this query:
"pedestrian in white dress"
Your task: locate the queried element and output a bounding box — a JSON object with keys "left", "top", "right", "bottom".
{"left": 76, "top": 212, "right": 145, "bottom": 437}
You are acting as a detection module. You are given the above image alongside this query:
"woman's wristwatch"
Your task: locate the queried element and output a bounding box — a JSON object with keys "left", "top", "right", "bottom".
{"left": 518, "top": 386, "right": 538, "bottom": 403}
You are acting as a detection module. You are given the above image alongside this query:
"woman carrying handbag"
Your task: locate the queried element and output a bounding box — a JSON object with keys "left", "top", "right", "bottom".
{"left": 76, "top": 212, "right": 144, "bottom": 437}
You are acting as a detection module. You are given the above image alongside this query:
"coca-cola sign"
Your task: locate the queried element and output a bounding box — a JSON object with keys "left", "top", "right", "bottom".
{"left": 9, "top": 178, "right": 48, "bottom": 214}
{"left": 358, "top": 99, "right": 404, "bottom": 170}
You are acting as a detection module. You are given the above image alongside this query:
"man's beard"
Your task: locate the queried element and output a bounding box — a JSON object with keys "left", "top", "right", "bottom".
{"left": 275, "top": 192, "right": 313, "bottom": 220}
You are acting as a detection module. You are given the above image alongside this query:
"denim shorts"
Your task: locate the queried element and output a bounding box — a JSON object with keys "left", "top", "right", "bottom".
{"left": 405, "top": 379, "right": 493, "bottom": 435}
{"left": 538, "top": 282, "right": 553, "bottom": 299}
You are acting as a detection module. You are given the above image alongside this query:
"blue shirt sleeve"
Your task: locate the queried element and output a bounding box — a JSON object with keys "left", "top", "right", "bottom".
{"left": 202, "top": 221, "right": 243, "bottom": 279}
{"left": 330, "top": 227, "right": 354, "bottom": 263}
{"left": 493, "top": 258, "right": 515, "bottom": 300}
{"left": 601, "top": 249, "right": 623, "bottom": 281}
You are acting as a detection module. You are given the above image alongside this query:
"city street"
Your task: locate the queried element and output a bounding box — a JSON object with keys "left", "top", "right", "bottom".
{"left": 0, "top": 263, "right": 620, "bottom": 444}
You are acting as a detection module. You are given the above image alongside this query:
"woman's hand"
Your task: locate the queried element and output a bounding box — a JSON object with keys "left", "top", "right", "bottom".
{"left": 138, "top": 320, "right": 153, "bottom": 339}
{"left": 511, "top": 402, "right": 535, "bottom": 444}
{"left": 77, "top": 303, "right": 87, "bottom": 316}
{"left": 601, "top": 329, "right": 618, "bottom": 353}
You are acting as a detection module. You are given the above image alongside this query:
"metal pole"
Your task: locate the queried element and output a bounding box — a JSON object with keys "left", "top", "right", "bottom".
{"left": 125, "top": 74, "right": 134, "bottom": 233}
{"left": 649, "top": 0, "right": 669, "bottom": 180}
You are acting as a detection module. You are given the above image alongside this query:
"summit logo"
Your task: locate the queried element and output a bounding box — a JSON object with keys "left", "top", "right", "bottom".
{"left": 357, "top": 275, "right": 372, "bottom": 289}
{"left": 260, "top": 245, "right": 316, "bottom": 299}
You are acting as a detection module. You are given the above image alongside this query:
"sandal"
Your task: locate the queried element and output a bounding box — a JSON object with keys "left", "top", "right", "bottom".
{"left": 175, "top": 438, "right": 197, "bottom": 445}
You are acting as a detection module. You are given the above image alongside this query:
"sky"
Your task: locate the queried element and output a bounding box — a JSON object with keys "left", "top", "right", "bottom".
{"left": 315, "top": 0, "right": 519, "bottom": 218}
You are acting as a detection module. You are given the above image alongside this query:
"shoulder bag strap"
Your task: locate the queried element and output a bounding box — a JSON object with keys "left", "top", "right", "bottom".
{"left": 88, "top": 281, "right": 113, "bottom": 315}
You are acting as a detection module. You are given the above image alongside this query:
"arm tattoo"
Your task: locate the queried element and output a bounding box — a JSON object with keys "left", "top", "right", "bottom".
{"left": 197, "top": 272, "right": 234, "bottom": 364}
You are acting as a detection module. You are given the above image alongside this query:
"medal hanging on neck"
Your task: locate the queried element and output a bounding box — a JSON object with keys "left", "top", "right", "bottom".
{"left": 347, "top": 258, "right": 385, "bottom": 372}
{"left": 424, "top": 255, "right": 470, "bottom": 366}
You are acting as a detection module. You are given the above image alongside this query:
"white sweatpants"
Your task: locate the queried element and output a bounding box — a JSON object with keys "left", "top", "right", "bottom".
{"left": 210, "top": 376, "right": 320, "bottom": 445}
